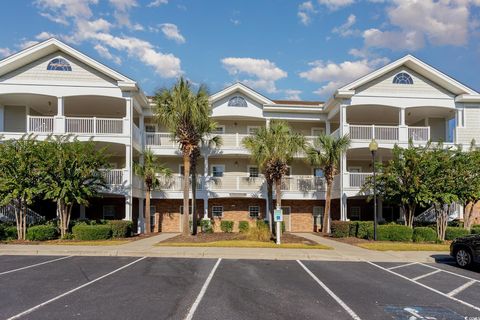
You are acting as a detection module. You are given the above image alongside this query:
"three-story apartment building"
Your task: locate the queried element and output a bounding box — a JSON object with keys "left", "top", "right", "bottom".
{"left": 1, "top": 38, "right": 479, "bottom": 232}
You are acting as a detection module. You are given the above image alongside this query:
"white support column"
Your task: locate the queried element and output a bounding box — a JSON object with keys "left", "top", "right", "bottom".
{"left": 325, "top": 120, "right": 331, "bottom": 135}
{"left": 339, "top": 103, "right": 349, "bottom": 137}
{"left": 340, "top": 193, "right": 348, "bottom": 221}
{"left": 399, "top": 108, "right": 408, "bottom": 142}
{"left": 123, "top": 97, "right": 133, "bottom": 135}
{"left": 140, "top": 114, "right": 145, "bottom": 147}
{"left": 266, "top": 118, "right": 271, "bottom": 128}
{"left": 340, "top": 150, "right": 348, "bottom": 221}
{"left": 125, "top": 195, "right": 133, "bottom": 221}
{"left": 203, "top": 154, "right": 209, "bottom": 219}
{"left": 138, "top": 198, "right": 145, "bottom": 233}
{"left": 124, "top": 145, "right": 133, "bottom": 221}
{"left": 79, "top": 205, "right": 86, "bottom": 219}
{"left": 54, "top": 97, "right": 65, "bottom": 134}
{"left": 0, "top": 105, "right": 4, "bottom": 132}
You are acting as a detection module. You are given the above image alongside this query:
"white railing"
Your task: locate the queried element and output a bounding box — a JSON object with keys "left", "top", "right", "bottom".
{"left": 0, "top": 204, "right": 45, "bottom": 225}
{"left": 239, "top": 177, "right": 264, "bottom": 190}
{"left": 156, "top": 174, "right": 203, "bottom": 191}
{"left": 66, "top": 117, "right": 123, "bottom": 135}
{"left": 101, "top": 169, "right": 124, "bottom": 185}
{"left": 281, "top": 176, "right": 326, "bottom": 192}
{"left": 349, "top": 125, "right": 399, "bottom": 141}
{"left": 209, "top": 176, "right": 238, "bottom": 190}
{"left": 219, "top": 133, "right": 252, "bottom": 148}
{"left": 306, "top": 136, "right": 316, "bottom": 145}
{"left": 27, "top": 116, "right": 54, "bottom": 133}
{"left": 349, "top": 172, "right": 373, "bottom": 188}
{"left": 408, "top": 126, "right": 430, "bottom": 142}
{"left": 145, "top": 133, "right": 176, "bottom": 147}
{"left": 132, "top": 124, "right": 141, "bottom": 144}
{"left": 330, "top": 128, "right": 340, "bottom": 139}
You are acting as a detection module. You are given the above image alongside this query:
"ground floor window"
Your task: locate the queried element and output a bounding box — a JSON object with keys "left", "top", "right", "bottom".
{"left": 313, "top": 206, "right": 324, "bottom": 231}
{"left": 212, "top": 206, "right": 224, "bottom": 217}
{"left": 249, "top": 206, "right": 260, "bottom": 218}
{"left": 281, "top": 206, "right": 291, "bottom": 215}
{"left": 350, "top": 206, "right": 361, "bottom": 220}
{"left": 248, "top": 166, "right": 259, "bottom": 178}
{"left": 102, "top": 205, "right": 116, "bottom": 219}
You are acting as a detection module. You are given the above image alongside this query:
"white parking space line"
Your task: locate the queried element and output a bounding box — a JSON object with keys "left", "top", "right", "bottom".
{"left": 447, "top": 280, "right": 477, "bottom": 297}
{"left": 297, "top": 260, "right": 362, "bottom": 320}
{"left": 368, "top": 261, "right": 480, "bottom": 312}
{"left": 418, "top": 263, "right": 480, "bottom": 283}
{"left": 184, "top": 258, "right": 222, "bottom": 320}
{"left": 7, "top": 256, "right": 147, "bottom": 320}
{"left": 0, "top": 256, "right": 73, "bottom": 276}
{"left": 387, "top": 262, "right": 418, "bottom": 270}
{"left": 412, "top": 269, "right": 442, "bottom": 281}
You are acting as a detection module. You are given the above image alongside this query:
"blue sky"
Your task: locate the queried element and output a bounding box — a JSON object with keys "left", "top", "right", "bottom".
{"left": 0, "top": 0, "right": 479, "bottom": 101}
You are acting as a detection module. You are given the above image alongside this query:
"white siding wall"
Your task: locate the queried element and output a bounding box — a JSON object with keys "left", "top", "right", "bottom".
{"left": 457, "top": 106, "right": 480, "bottom": 145}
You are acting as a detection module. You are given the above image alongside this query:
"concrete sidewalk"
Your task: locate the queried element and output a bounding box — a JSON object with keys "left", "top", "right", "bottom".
{"left": 0, "top": 233, "right": 451, "bottom": 263}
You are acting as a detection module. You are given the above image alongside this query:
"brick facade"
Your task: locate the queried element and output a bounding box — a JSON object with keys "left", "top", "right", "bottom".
{"left": 208, "top": 198, "right": 266, "bottom": 232}
{"left": 150, "top": 199, "right": 204, "bottom": 232}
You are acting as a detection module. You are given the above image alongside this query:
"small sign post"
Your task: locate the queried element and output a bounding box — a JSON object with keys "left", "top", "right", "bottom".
{"left": 274, "top": 208, "right": 283, "bottom": 245}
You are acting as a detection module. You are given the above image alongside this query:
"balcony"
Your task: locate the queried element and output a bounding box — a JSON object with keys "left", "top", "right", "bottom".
{"left": 348, "top": 172, "right": 373, "bottom": 188}
{"left": 27, "top": 116, "right": 125, "bottom": 135}
{"left": 101, "top": 169, "right": 126, "bottom": 185}
{"left": 348, "top": 125, "right": 429, "bottom": 142}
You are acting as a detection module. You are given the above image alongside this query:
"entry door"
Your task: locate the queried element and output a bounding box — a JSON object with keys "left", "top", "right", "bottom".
{"left": 313, "top": 206, "right": 324, "bottom": 232}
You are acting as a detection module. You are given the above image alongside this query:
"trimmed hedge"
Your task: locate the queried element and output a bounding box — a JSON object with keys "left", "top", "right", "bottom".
{"left": 26, "top": 225, "right": 58, "bottom": 241}
{"left": 107, "top": 220, "right": 132, "bottom": 238}
{"left": 471, "top": 226, "right": 480, "bottom": 235}
{"left": 413, "top": 227, "right": 437, "bottom": 243}
{"left": 331, "top": 221, "right": 350, "bottom": 238}
{"left": 445, "top": 227, "right": 470, "bottom": 240}
{"left": 220, "top": 220, "right": 234, "bottom": 233}
{"left": 72, "top": 224, "right": 112, "bottom": 240}
{"left": 200, "top": 219, "right": 213, "bottom": 233}
{"left": 368, "top": 224, "right": 413, "bottom": 241}
{"left": 4, "top": 226, "right": 17, "bottom": 240}
{"left": 349, "top": 221, "right": 373, "bottom": 239}
{"left": 238, "top": 221, "right": 249, "bottom": 233}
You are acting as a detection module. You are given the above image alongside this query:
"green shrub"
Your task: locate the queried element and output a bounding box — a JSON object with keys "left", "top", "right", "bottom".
{"left": 200, "top": 219, "right": 213, "bottom": 233}
{"left": 445, "top": 227, "right": 470, "bottom": 240}
{"left": 368, "top": 224, "right": 413, "bottom": 241}
{"left": 448, "top": 220, "right": 464, "bottom": 228}
{"left": 247, "top": 221, "right": 270, "bottom": 242}
{"left": 4, "top": 226, "right": 17, "bottom": 240}
{"left": 26, "top": 225, "right": 58, "bottom": 241}
{"left": 220, "top": 220, "right": 234, "bottom": 233}
{"left": 413, "top": 227, "right": 437, "bottom": 242}
{"left": 238, "top": 221, "right": 249, "bottom": 233}
{"left": 72, "top": 224, "right": 112, "bottom": 240}
{"left": 470, "top": 227, "right": 480, "bottom": 235}
{"left": 62, "top": 233, "right": 75, "bottom": 240}
{"left": 107, "top": 220, "right": 132, "bottom": 238}
{"left": 331, "top": 221, "right": 351, "bottom": 238}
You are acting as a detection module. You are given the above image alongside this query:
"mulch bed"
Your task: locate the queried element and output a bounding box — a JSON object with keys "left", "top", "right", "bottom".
{"left": 315, "top": 233, "right": 371, "bottom": 245}
{"left": 161, "top": 232, "right": 320, "bottom": 245}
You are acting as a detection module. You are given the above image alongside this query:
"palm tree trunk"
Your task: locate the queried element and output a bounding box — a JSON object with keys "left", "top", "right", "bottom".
{"left": 191, "top": 169, "right": 198, "bottom": 235}
{"left": 323, "top": 180, "right": 332, "bottom": 233}
{"left": 145, "top": 189, "right": 151, "bottom": 234}
{"left": 274, "top": 177, "right": 282, "bottom": 237}
{"left": 182, "top": 153, "right": 191, "bottom": 235}
{"left": 267, "top": 180, "right": 274, "bottom": 233}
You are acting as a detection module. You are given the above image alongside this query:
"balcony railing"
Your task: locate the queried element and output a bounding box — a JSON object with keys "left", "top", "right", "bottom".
{"left": 100, "top": 169, "right": 125, "bottom": 185}
{"left": 132, "top": 124, "right": 141, "bottom": 144}
{"left": 349, "top": 125, "right": 399, "bottom": 141}
{"left": 145, "top": 133, "right": 176, "bottom": 148}
{"left": 281, "top": 176, "right": 326, "bottom": 192}
{"left": 156, "top": 174, "right": 203, "bottom": 191}
{"left": 408, "top": 126, "right": 430, "bottom": 142}
{"left": 66, "top": 117, "right": 123, "bottom": 134}
{"left": 28, "top": 116, "right": 54, "bottom": 133}
{"left": 348, "top": 172, "right": 373, "bottom": 188}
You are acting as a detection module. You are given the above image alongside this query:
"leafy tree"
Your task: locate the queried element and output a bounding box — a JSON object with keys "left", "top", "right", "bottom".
{"left": 363, "top": 143, "right": 431, "bottom": 227}
{"left": 134, "top": 149, "right": 171, "bottom": 234}
{"left": 41, "top": 136, "right": 109, "bottom": 238}
{"left": 243, "top": 120, "right": 305, "bottom": 234}
{"left": 155, "top": 78, "right": 216, "bottom": 235}
{"left": 306, "top": 134, "right": 350, "bottom": 233}
{"left": 0, "top": 136, "right": 43, "bottom": 240}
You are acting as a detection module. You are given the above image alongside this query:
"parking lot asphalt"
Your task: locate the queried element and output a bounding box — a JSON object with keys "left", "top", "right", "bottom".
{"left": 0, "top": 255, "right": 479, "bottom": 320}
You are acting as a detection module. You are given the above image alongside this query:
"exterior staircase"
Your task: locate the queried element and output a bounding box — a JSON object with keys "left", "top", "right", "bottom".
{"left": 0, "top": 204, "right": 45, "bottom": 225}
{"left": 414, "top": 204, "right": 459, "bottom": 223}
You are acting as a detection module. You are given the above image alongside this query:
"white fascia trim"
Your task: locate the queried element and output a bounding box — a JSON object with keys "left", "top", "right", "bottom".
{"left": 0, "top": 38, "right": 138, "bottom": 89}
{"left": 455, "top": 94, "right": 480, "bottom": 103}
{"left": 209, "top": 83, "right": 273, "bottom": 105}
{"left": 263, "top": 105, "right": 325, "bottom": 113}
{"left": 338, "top": 54, "right": 477, "bottom": 96}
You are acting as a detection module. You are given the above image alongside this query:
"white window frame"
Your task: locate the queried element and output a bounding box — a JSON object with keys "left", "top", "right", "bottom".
{"left": 247, "top": 126, "right": 261, "bottom": 135}
{"left": 249, "top": 206, "right": 260, "bottom": 218}
{"left": 311, "top": 127, "right": 325, "bottom": 136}
{"left": 213, "top": 125, "right": 225, "bottom": 134}
{"left": 350, "top": 206, "right": 361, "bottom": 220}
{"left": 211, "top": 165, "right": 225, "bottom": 178}
{"left": 248, "top": 165, "right": 259, "bottom": 178}
{"left": 212, "top": 206, "right": 224, "bottom": 218}
{"left": 348, "top": 166, "right": 362, "bottom": 173}
{"left": 102, "top": 205, "right": 116, "bottom": 219}
{"left": 313, "top": 206, "right": 324, "bottom": 226}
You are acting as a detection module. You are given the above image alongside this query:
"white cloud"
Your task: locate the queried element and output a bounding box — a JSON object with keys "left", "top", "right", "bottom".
{"left": 0, "top": 48, "right": 13, "bottom": 58}
{"left": 221, "top": 57, "right": 287, "bottom": 93}
{"left": 147, "top": 0, "right": 168, "bottom": 7}
{"left": 35, "top": 0, "right": 98, "bottom": 19}
{"left": 94, "top": 44, "right": 122, "bottom": 65}
{"left": 284, "top": 89, "right": 302, "bottom": 100}
{"left": 363, "top": 28, "right": 425, "bottom": 51}
{"left": 332, "top": 14, "right": 358, "bottom": 37}
{"left": 39, "top": 12, "right": 69, "bottom": 26}
{"left": 299, "top": 58, "right": 389, "bottom": 96}
{"left": 159, "top": 23, "right": 186, "bottom": 44}
{"left": 230, "top": 19, "right": 241, "bottom": 26}
{"left": 108, "top": 0, "right": 143, "bottom": 30}
{"left": 318, "top": 0, "right": 355, "bottom": 11}
{"left": 298, "top": 1, "right": 317, "bottom": 25}
{"left": 35, "top": 31, "right": 56, "bottom": 41}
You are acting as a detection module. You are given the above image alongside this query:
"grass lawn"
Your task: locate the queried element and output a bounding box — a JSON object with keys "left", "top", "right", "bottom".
{"left": 156, "top": 239, "right": 331, "bottom": 249}
{"left": 358, "top": 242, "right": 450, "bottom": 251}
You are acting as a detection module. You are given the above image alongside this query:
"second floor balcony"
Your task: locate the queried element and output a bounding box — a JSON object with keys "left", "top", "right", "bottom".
{"left": 348, "top": 124, "right": 429, "bottom": 143}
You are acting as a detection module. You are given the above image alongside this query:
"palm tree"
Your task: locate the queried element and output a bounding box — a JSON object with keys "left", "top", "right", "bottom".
{"left": 306, "top": 134, "right": 350, "bottom": 234}
{"left": 134, "top": 149, "right": 171, "bottom": 234}
{"left": 154, "top": 78, "right": 215, "bottom": 235}
{"left": 243, "top": 120, "right": 306, "bottom": 234}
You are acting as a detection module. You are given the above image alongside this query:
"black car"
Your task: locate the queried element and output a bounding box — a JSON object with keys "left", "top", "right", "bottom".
{"left": 450, "top": 234, "right": 480, "bottom": 267}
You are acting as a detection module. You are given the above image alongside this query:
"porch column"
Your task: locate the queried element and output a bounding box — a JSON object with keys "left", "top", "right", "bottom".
{"left": 54, "top": 96, "right": 65, "bottom": 134}
{"left": 325, "top": 120, "right": 331, "bottom": 135}
{"left": 266, "top": 118, "right": 271, "bottom": 128}
{"left": 123, "top": 97, "right": 133, "bottom": 135}
{"left": 140, "top": 114, "right": 145, "bottom": 147}
{"left": 125, "top": 195, "right": 133, "bottom": 221}
{"left": 339, "top": 103, "right": 348, "bottom": 137}
{"left": 340, "top": 193, "right": 348, "bottom": 221}
{"left": 399, "top": 108, "right": 408, "bottom": 142}
{"left": 138, "top": 198, "right": 145, "bottom": 233}
{"left": 0, "top": 105, "right": 4, "bottom": 132}
{"left": 124, "top": 145, "right": 133, "bottom": 221}
{"left": 79, "top": 205, "right": 86, "bottom": 219}
{"left": 203, "top": 154, "right": 209, "bottom": 219}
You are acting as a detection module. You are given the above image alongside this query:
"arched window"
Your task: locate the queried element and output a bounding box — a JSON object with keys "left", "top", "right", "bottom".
{"left": 228, "top": 96, "right": 247, "bottom": 107}
{"left": 47, "top": 58, "right": 72, "bottom": 71}
{"left": 392, "top": 72, "right": 413, "bottom": 84}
